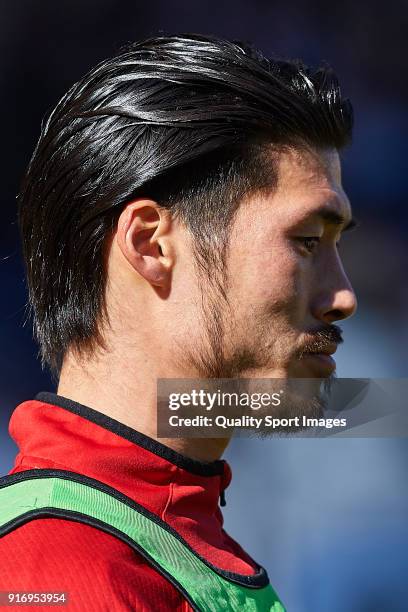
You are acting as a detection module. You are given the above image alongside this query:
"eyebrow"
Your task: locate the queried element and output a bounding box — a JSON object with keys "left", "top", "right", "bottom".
{"left": 315, "top": 208, "right": 358, "bottom": 232}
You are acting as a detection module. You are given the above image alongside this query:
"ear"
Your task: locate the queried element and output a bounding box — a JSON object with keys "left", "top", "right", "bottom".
{"left": 116, "top": 199, "right": 174, "bottom": 288}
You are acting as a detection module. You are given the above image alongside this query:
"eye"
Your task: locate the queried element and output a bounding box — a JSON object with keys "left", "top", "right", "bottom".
{"left": 296, "top": 237, "right": 321, "bottom": 253}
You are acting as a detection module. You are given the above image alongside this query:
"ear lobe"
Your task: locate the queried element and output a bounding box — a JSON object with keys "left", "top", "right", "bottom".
{"left": 117, "top": 200, "right": 173, "bottom": 288}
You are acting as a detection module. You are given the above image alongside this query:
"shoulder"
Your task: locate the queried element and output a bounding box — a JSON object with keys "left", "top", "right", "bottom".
{"left": 0, "top": 518, "right": 192, "bottom": 611}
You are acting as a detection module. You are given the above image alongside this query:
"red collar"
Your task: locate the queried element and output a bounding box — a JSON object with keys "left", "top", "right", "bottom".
{"left": 9, "top": 392, "right": 257, "bottom": 576}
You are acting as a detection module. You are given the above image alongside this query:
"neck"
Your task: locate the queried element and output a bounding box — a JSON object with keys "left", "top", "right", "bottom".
{"left": 57, "top": 348, "right": 230, "bottom": 463}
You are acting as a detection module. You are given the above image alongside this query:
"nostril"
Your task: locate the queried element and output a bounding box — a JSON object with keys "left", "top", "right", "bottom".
{"left": 329, "top": 309, "right": 348, "bottom": 321}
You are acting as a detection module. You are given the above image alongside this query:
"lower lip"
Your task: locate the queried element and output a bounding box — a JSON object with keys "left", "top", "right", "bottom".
{"left": 302, "top": 353, "right": 336, "bottom": 375}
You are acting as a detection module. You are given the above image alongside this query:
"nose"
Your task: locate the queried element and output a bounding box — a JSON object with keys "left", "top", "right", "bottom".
{"left": 312, "top": 261, "right": 358, "bottom": 325}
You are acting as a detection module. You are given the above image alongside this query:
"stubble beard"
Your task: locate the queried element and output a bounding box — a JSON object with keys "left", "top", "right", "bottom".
{"left": 182, "top": 274, "right": 331, "bottom": 433}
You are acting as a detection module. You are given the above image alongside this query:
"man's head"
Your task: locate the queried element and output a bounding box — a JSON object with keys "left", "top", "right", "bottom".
{"left": 19, "top": 34, "right": 356, "bottom": 380}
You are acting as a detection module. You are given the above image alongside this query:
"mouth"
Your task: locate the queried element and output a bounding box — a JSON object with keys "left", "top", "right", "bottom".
{"left": 299, "top": 343, "right": 338, "bottom": 376}
{"left": 302, "top": 352, "right": 336, "bottom": 375}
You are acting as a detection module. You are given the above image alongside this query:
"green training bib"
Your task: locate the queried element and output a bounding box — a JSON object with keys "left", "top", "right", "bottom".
{"left": 0, "top": 470, "right": 285, "bottom": 612}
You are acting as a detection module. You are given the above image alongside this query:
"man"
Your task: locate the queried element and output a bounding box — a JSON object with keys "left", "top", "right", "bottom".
{"left": 0, "top": 34, "right": 356, "bottom": 610}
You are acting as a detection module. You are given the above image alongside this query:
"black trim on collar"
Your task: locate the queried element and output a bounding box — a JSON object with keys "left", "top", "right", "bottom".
{"left": 35, "top": 392, "right": 225, "bottom": 477}
{"left": 0, "top": 469, "right": 268, "bottom": 589}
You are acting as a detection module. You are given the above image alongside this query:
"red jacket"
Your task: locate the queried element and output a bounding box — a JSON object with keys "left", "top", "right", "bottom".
{"left": 1, "top": 393, "right": 261, "bottom": 611}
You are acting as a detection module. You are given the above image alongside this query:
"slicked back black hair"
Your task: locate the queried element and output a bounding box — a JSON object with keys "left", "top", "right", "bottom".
{"left": 18, "top": 34, "right": 353, "bottom": 375}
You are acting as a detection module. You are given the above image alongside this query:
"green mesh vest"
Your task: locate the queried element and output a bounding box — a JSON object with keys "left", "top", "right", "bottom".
{"left": 0, "top": 470, "right": 285, "bottom": 611}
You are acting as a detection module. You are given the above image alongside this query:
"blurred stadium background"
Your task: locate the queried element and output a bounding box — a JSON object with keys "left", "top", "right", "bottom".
{"left": 1, "top": 1, "right": 407, "bottom": 610}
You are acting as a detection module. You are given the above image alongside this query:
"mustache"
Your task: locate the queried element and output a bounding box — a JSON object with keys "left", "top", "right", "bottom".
{"left": 297, "top": 324, "right": 343, "bottom": 357}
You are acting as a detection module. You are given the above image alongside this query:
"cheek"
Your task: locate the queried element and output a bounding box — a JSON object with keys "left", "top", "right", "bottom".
{"left": 233, "top": 244, "right": 302, "bottom": 309}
